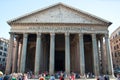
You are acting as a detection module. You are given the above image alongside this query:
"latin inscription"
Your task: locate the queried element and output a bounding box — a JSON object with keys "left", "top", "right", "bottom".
{"left": 11, "top": 26, "right": 107, "bottom": 33}
{"left": 27, "top": 26, "right": 93, "bottom": 32}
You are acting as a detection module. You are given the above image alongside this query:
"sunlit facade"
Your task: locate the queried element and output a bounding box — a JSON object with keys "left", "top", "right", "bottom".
{"left": 110, "top": 26, "right": 120, "bottom": 69}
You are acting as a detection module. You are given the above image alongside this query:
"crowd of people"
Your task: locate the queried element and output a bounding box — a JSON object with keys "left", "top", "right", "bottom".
{"left": 0, "top": 71, "right": 76, "bottom": 80}
{"left": 0, "top": 71, "right": 120, "bottom": 80}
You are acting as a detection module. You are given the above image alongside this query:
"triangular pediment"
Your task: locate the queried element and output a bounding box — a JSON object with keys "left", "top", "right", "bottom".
{"left": 8, "top": 3, "right": 111, "bottom": 25}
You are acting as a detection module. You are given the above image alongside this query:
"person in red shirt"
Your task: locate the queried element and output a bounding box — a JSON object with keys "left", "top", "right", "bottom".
{"left": 70, "top": 74, "right": 75, "bottom": 80}
{"left": 59, "top": 75, "right": 64, "bottom": 80}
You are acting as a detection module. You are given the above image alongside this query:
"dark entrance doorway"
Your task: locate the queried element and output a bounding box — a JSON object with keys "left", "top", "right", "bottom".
{"left": 55, "top": 51, "right": 65, "bottom": 72}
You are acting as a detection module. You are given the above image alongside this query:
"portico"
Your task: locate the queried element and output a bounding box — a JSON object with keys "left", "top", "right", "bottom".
{"left": 5, "top": 3, "right": 113, "bottom": 77}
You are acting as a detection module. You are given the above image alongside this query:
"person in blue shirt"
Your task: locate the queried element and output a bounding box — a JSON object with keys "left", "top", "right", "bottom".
{"left": 50, "top": 75, "right": 55, "bottom": 80}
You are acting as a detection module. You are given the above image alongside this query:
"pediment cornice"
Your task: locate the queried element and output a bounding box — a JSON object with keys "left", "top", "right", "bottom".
{"left": 9, "top": 22, "right": 109, "bottom": 27}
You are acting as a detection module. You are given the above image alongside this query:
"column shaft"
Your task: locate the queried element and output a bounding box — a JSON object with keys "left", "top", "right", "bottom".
{"left": 17, "top": 42, "right": 22, "bottom": 72}
{"left": 20, "top": 33, "right": 28, "bottom": 73}
{"left": 12, "top": 37, "right": 19, "bottom": 73}
{"left": 79, "top": 34, "right": 85, "bottom": 76}
{"left": 34, "top": 33, "right": 41, "bottom": 75}
{"left": 105, "top": 34, "right": 114, "bottom": 75}
{"left": 92, "top": 34, "right": 99, "bottom": 76}
{"left": 100, "top": 37, "right": 105, "bottom": 74}
{"left": 5, "top": 33, "right": 14, "bottom": 74}
{"left": 65, "top": 33, "right": 70, "bottom": 74}
{"left": 49, "top": 33, "right": 55, "bottom": 75}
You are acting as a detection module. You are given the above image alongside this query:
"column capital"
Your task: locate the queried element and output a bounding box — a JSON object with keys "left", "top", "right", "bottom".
{"left": 14, "top": 35, "right": 19, "bottom": 38}
{"left": 23, "top": 33, "right": 28, "bottom": 38}
{"left": 65, "top": 32, "right": 70, "bottom": 36}
{"left": 91, "top": 33, "right": 96, "bottom": 39}
{"left": 14, "top": 35, "right": 20, "bottom": 41}
{"left": 78, "top": 33, "right": 83, "bottom": 38}
{"left": 9, "top": 32, "right": 14, "bottom": 38}
{"left": 36, "top": 32, "right": 41, "bottom": 37}
{"left": 105, "top": 33, "right": 109, "bottom": 39}
{"left": 9, "top": 32, "right": 14, "bottom": 35}
{"left": 50, "top": 33, "right": 55, "bottom": 36}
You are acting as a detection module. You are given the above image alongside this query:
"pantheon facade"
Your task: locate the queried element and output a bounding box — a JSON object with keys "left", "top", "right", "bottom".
{"left": 5, "top": 3, "right": 113, "bottom": 76}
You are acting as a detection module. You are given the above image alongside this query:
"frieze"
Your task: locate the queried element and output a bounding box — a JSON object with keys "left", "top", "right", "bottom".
{"left": 27, "top": 26, "right": 92, "bottom": 31}
{"left": 11, "top": 26, "right": 108, "bottom": 34}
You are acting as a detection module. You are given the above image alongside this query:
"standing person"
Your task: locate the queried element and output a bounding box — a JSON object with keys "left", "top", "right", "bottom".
{"left": 3, "top": 73, "right": 11, "bottom": 80}
{"left": 11, "top": 73, "right": 17, "bottom": 80}
{"left": 59, "top": 75, "right": 64, "bottom": 80}
{"left": 70, "top": 74, "right": 75, "bottom": 80}
{"left": 0, "top": 71, "right": 3, "bottom": 80}
{"left": 45, "top": 74, "right": 50, "bottom": 80}
{"left": 39, "top": 74, "right": 45, "bottom": 80}
{"left": 23, "top": 74, "right": 28, "bottom": 80}
{"left": 116, "top": 74, "right": 120, "bottom": 80}
{"left": 50, "top": 75, "right": 55, "bottom": 80}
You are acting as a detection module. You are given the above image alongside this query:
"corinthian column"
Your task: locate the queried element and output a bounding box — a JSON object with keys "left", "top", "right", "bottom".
{"left": 100, "top": 36, "right": 105, "bottom": 74}
{"left": 92, "top": 34, "right": 99, "bottom": 76}
{"left": 65, "top": 33, "right": 70, "bottom": 74}
{"left": 49, "top": 33, "right": 55, "bottom": 75}
{"left": 12, "top": 35, "right": 19, "bottom": 73}
{"left": 5, "top": 33, "right": 14, "bottom": 74}
{"left": 20, "top": 33, "right": 28, "bottom": 73}
{"left": 79, "top": 34, "right": 85, "bottom": 76}
{"left": 105, "top": 34, "right": 114, "bottom": 75}
{"left": 34, "top": 33, "right": 41, "bottom": 75}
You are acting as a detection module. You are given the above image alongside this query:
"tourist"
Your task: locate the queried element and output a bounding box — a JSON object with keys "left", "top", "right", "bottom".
{"left": 45, "top": 74, "right": 50, "bottom": 80}
{"left": 98, "top": 75, "right": 104, "bottom": 80}
{"left": 116, "top": 74, "right": 120, "bottom": 80}
{"left": 0, "top": 71, "right": 3, "bottom": 80}
{"left": 39, "top": 74, "right": 45, "bottom": 80}
{"left": 11, "top": 73, "right": 17, "bottom": 80}
{"left": 50, "top": 75, "right": 55, "bottom": 80}
{"left": 23, "top": 74, "right": 28, "bottom": 80}
{"left": 3, "top": 73, "right": 11, "bottom": 80}
{"left": 70, "top": 73, "right": 75, "bottom": 80}
{"left": 59, "top": 75, "right": 64, "bottom": 80}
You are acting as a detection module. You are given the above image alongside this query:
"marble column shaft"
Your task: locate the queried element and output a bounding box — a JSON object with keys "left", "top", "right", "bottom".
{"left": 65, "top": 33, "right": 70, "bottom": 74}
{"left": 49, "top": 33, "right": 55, "bottom": 75}
{"left": 79, "top": 34, "right": 85, "bottom": 76}
{"left": 20, "top": 33, "right": 28, "bottom": 73}
{"left": 92, "top": 34, "right": 99, "bottom": 76}
{"left": 5, "top": 33, "right": 14, "bottom": 74}
{"left": 34, "top": 33, "right": 41, "bottom": 75}
{"left": 105, "top": 34, "right": 114, "bottom": 75}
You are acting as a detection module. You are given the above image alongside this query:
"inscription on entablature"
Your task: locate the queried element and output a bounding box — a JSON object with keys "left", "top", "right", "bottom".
{"left": 27, "top": 26, "right": 93, "bottom": 32}
{"left": 11, "top": 26, "right": 107, "bottom": 34}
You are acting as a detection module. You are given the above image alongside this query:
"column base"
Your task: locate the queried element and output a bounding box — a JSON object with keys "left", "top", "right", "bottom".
{"left": 106, "top": 74, "right": 116, "bottom": 79}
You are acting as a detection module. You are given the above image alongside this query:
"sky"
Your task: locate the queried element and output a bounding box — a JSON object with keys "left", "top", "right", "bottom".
{"left": 1, "top": 0, "right": 120, "bottom": 39}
